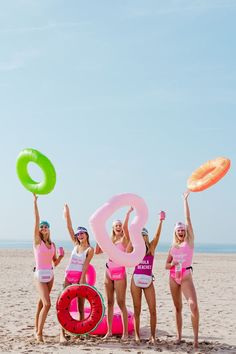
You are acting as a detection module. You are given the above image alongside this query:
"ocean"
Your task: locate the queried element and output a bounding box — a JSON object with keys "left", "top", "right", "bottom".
{"left": 0, "top": 240, "right": 236, "bottom": 253}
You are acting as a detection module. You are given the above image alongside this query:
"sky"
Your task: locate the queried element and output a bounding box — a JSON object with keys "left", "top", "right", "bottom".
{"left": 0, "top": 0, "right": 235, "bottom": 246}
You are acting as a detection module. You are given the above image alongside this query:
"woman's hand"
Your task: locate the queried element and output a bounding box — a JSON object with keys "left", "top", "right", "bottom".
{"left": 33, "top": 193, "right": 38, "bottom": 202}
{"left": 63, "top": 203, "right": 69, "bottom": 217}
{"left": 183, "top": 190, "right": 190, "bottom": 200}
{"left": 58, "top": 247, "right": 65, "bottom": 257}
{"left": 79, "top": 276, "right": 86, "bottom": 285}
{"left": 127, "top": 206, "right": 134, "bottom": 214}
{"left": 171, "top": 260, "right": 179, "bottom": 267}
{"left": 159, "top": 211, "right": 166, "bottom": 221}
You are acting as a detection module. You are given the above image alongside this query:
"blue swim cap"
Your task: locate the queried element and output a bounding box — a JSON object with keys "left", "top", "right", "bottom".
{"left": 141, "top": 227, "right": 149, "bottom": 236}
{"left": 39, "top": 221, "right": 50, "bottom": 228}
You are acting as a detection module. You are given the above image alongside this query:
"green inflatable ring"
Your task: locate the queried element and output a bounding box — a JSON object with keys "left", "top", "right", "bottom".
{"left": 16, "top": 148, "right": 56, "bottom": 194}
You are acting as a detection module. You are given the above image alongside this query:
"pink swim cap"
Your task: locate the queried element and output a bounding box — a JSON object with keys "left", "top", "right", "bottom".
{"left": 174, "top": 222, "right": 186, "bottom": 231}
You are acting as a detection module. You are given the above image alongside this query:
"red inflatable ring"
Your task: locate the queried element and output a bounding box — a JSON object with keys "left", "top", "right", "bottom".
{"left": 187, "top": 157, "right": 230, "bottom": 192}
{"left": 56, "top": 284, "right": 105, "bottom": 335}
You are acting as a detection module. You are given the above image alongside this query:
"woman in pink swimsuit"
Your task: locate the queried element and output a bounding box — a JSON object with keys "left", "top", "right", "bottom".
{"left": 165, "top": 191, "right": 199, "bottom": 348}
{"left": 60, "top": 203, "right": 94, "bottom": 343}
{"left": 95, "top": 208, "right": 132, "bottom": 340}
{"left": 125, "top": 210, "right": 165, "bottom": 344}
{"left": 33, "top": 194, "right": 64, "bottom": 343}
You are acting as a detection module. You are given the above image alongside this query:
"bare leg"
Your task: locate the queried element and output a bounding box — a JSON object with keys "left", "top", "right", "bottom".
{"left": 78, "top": 297, "right": 85, "bottom": 320}
{"left": 143, "top": 283, "right": 156, "bottom": 343}
{"left": 35, "top": 299, "right": 43, "bottom": 335}
{"left": 60, "top": 280, "right": 71, "bottom": 343}
{"left": 114, "top": 276, "right": 128, "bottom": 340}
{"left": 103, "top": 273, "right": 114, "bottom": 339}
{"left": 130, "top": 277, "right": 142, "bottom": 343}
{"left": 169, "top": 277, "right": 182, "bottom": 343}
{"left": 35, "top": 278, "right": 54, "bottom": 342}
{"left": 182, "top": 275, "right": 199, "bottom": 348}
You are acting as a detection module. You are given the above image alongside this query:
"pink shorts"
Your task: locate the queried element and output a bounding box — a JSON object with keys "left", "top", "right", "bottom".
{"left": 106, "top": 266, "right": 126, "bottom": 281}
{"left": 170, "top": 267, "right": 192, "bottom": 285}
{"left": 65, "top": 270, "right": 82, "bottom": 283}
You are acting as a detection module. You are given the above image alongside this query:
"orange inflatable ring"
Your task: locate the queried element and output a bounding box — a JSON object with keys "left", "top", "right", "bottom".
{"left": 187, "top": 157, "right": 230, "bottom": 192}
{"left": 56, "top": 284, "right": 105, "bottom": 335}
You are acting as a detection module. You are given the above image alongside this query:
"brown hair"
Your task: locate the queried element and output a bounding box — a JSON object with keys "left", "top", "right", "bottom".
{"left": 75, "top": 232, "right": 91, "bottom": 246}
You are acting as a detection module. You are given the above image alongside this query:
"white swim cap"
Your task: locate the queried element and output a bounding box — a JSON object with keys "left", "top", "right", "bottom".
{"left": 174, "top": 222, "right": 186, "bottom": 231}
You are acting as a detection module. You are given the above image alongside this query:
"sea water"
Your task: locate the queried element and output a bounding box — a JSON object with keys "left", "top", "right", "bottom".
{"left": 0, "top": 240, "right": 236, "bottom": 253}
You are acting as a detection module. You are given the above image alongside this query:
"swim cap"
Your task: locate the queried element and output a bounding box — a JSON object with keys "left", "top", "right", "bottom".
{"left": 74, "top": 226, "right": 88, "bottom": 236}
{"left": 174, "top": 222, "right": 186, "bottom": 231}
{"left": 112, "top": 219, "right": 122, "bottom": 227}
{"left": 39, "top": 221, "right": 50, "bottom": 228}
{"left": 141, "top": 227, "right": 149, "bottom": 236}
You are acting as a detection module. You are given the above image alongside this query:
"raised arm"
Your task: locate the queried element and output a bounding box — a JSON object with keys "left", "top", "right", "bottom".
{"left": 183, "top": 191, "right": 194, "bottom": 243}
{"left": 33, "top": 194, "right": 41, "bottom": 246}
{"left": 64, "top": 204, "right": 76, "bottom": 243}
{"left": 122, "top": 206, "right": 134, "bottom": 247}
{"left": 150, "top": 211, "right": 165, "bottom": 251}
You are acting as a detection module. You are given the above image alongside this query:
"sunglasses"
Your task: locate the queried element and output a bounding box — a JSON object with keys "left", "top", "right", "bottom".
{"left": 77, "top": 232, "right": 86, "bottom": 237}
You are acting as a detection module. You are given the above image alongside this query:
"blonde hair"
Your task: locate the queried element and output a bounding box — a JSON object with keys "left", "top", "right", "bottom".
{"left": 111, "top": 221, "right": 123, "bottom": 243}
{"left": 39, "top": 230, "right": 52, "bottom": 245}
{"left": 172, "top": 226, "right": 190, "bottom": 247}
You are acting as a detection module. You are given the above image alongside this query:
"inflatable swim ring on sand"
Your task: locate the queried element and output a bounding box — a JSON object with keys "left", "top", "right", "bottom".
{"left": 69, "top": 301, "right": 134, "bottom": 335}
{"left": 56, "top": 284, "right": 105, "bottom": 335}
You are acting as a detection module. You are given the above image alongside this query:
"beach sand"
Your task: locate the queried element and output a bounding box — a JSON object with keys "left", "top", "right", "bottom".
{"left": 0, "top": 249, "right": 235, "bottom": 354}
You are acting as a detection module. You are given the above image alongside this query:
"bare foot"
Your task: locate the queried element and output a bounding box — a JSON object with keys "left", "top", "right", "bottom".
{"left": 148, "top": 336, "right": 156, "bottom": 345}
{"left": 102, "top": 332, "right": 112, "bottom": 341}
{"left": 59, "top": 334, "right": 68, "bottom": 344}
{"left": 173, "top": 338, "right": 182, "bottom": 345}
{"left": 121, "top": 334, "right": 129, "bottom": 342}
{"left": 35, "top": 334, "right": 44, "bottom": 343}
{"left": 135, "top": 335, "right": 141, "bottom": 344}
{"left": 193, "top": 341, "right": 199, "bottom": 349}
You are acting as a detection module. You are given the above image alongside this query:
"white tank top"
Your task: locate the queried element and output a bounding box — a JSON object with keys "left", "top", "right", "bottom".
{"left": 66, "top": 246, "right": 90, "bottom": 272}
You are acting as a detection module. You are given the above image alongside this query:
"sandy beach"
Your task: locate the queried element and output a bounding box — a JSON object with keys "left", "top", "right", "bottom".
{"left": 0, "top": 249, "right": 235, "bottom": 354}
